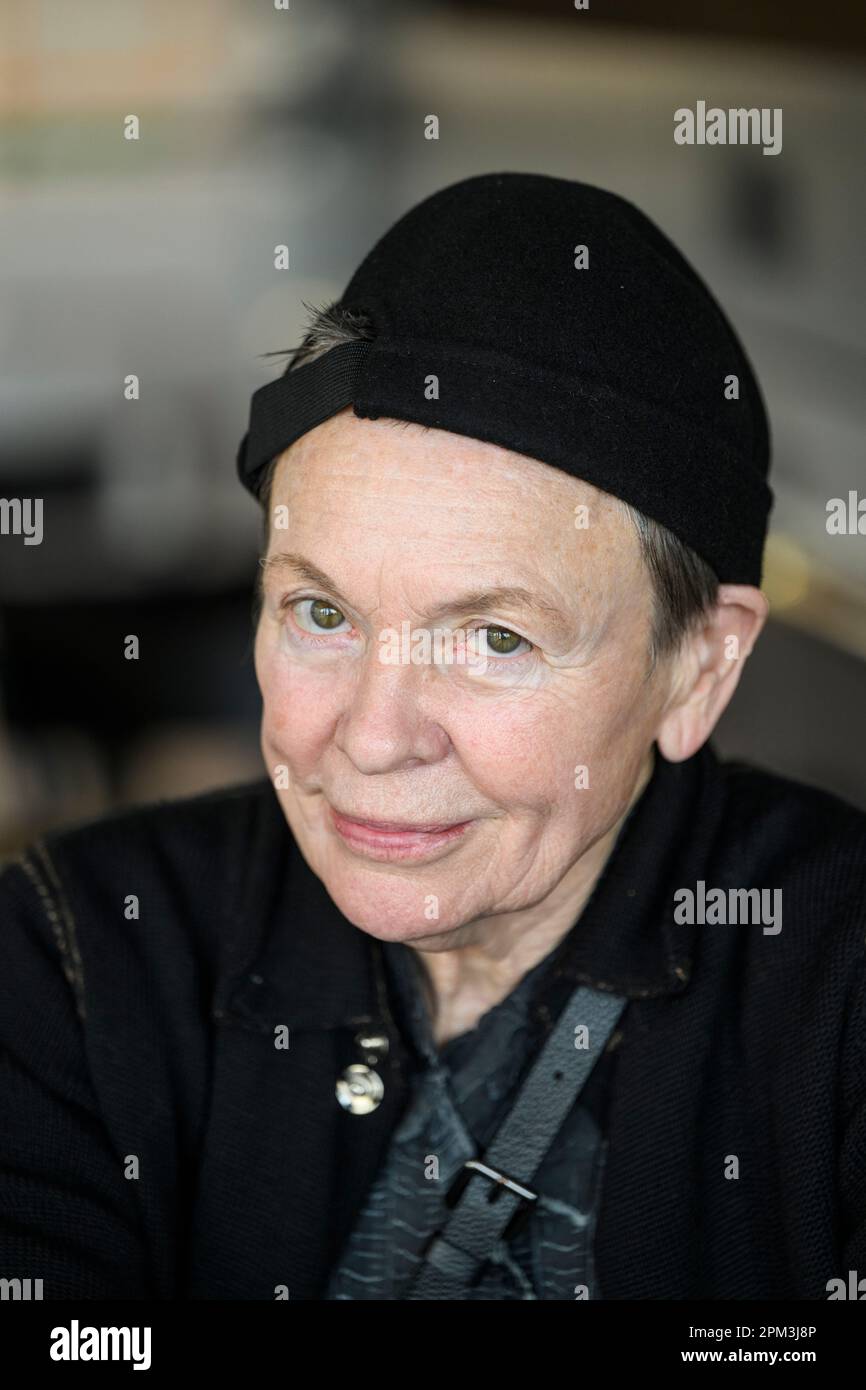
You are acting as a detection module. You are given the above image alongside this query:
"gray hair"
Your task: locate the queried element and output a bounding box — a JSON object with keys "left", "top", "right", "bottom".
{"left": 255, "top": 301, "right": 718, "bottom": 669}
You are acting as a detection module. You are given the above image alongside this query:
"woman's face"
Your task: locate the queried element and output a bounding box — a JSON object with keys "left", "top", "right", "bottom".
{"left": 254, "top": 407, "right": 669, "bottom": 942}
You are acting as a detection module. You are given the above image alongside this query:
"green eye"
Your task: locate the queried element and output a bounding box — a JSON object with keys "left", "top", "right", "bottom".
{"left": 309, "top": 599, "right": 346, "bottom": 629}
{"left": 483, "top": 626, "right": 524, "bottom": 655}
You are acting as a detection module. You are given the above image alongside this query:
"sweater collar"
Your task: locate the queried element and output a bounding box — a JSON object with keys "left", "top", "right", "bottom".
{"left": 219, "top": 743, "right": 725, "bottom": 1033}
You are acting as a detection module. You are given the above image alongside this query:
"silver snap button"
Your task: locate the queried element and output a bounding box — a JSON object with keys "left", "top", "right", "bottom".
{"left": 336, "top": 1063, "right": 385, "bottom": 1114}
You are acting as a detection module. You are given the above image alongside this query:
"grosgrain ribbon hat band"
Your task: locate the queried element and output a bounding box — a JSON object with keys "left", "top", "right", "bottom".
{"left": 237, "top": 340, "right": 371, "bottom": 497}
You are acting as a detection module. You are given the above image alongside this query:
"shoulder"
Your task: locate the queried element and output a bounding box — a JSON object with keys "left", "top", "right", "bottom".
{"left": 0, "top": 777, "right": 288, "bottom": 1022}
{"left": 712, "top": 753, "right": 866, "bottom": 881}
{"left": 702, "top": 749, "right": 866, "bottom": 977}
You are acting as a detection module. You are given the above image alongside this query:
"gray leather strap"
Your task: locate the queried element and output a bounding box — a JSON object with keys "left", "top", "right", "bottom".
{"left": 406, "top": 985, "right": 627, "bottom": 1299}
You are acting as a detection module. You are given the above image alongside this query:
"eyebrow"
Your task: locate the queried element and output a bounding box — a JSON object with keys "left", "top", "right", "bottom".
{"left": 260, "top": 552, "right": 575, "bottom": 641}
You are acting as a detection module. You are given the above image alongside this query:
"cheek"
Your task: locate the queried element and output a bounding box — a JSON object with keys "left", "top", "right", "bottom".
{"left": 452, "top": 667, "right": 652, "bottom": 817}
{"left": 255, "top": 621, "right": 342, "bottom": 760}
{"left": 451, "top": 690, "right": 593, "bottom": 812}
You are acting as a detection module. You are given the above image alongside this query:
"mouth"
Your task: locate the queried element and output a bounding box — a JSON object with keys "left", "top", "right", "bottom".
{"left": 327, "top": 804, "right": 475, "bottom": 862}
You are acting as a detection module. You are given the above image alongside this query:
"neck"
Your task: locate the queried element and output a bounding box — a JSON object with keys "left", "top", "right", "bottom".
{"left": 410, "top": 749, "right": 655, "bottom": 1046}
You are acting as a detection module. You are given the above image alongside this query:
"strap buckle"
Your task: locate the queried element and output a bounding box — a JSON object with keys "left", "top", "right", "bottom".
{"left": 462, "top": 1159, "right": 538, "bottom": 1204}
{"left": 442, "top": 1158, "right": 539, "bottom": 1249}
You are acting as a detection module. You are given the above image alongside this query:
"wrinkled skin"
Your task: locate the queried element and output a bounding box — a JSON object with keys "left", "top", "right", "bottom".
{"left": 254, "top": 407, "right": 767, "bottom": 1039}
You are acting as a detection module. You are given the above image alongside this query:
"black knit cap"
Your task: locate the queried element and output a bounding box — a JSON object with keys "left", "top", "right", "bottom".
{"left": 237, "top": 171, "right": 773, "bottom": 584}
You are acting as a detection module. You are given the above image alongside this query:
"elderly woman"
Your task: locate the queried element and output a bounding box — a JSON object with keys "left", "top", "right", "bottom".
{"left": 1, "top": 173, "right": 863, "bottom": 1302}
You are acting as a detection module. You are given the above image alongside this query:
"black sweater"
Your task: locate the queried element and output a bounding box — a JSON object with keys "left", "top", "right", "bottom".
{"left": 0, "top": 743, "right": 864, "bottom": 1299}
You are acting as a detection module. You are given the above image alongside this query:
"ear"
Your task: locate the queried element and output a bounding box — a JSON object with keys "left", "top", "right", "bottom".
{"left": 655, "top": 584, "right": 769, "bottom": 764}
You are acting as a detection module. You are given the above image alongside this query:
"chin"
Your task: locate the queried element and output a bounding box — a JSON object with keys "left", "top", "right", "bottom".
{"left": 320, "top": 863, "right": 469, "bottom": 943}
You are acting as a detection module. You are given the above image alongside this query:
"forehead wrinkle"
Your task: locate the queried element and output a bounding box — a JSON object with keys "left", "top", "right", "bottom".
{"left": 281, "top": 475, "right": 578, "bottom": 555}
{"left": 283, "top": 433, "right": 569, "bottom": 495}
{"left": 285, "top": 466, "right": 516, "bottom": 514}
{"left": 274, "top": 442, "right": 595, "bottom": 546}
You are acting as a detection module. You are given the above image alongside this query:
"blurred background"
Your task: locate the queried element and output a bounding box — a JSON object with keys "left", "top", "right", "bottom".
{"left": 1, "top": 0, "right": 864, "bottom": 856}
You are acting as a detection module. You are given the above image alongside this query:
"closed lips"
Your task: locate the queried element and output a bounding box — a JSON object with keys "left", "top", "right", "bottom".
{"left": 331, "top": 809, "right": 470, "bottom": 832}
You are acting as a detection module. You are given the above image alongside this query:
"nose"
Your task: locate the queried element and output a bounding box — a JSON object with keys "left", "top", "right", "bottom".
{"left": 333, "top": 645, "right": 451, "bottom": 775}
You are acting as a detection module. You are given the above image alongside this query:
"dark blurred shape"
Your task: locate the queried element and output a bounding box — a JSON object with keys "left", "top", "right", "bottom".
{"left": 1, "top": 591, "right": 259, "bottom": 741}
{"left": 723, "top": 164, "right": 802, "bottom": 268}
